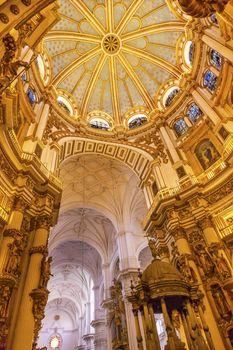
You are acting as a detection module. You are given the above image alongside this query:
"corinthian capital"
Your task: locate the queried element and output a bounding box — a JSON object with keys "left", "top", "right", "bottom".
{"left": 35, "top": 215, "right": 52, "bottom": 230}
{"left": 178, "top": 0, "right": 229, "bottom": 18}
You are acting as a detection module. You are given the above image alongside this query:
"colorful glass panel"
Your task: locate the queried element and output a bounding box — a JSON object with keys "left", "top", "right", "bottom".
{"left": 187, "top": 103, "right": 203, "bottom": 123}
{"left": 203, "top": 70, "right": 218, "bottom": 92}
{"left": 210, "top": 49, "right": 222, "bottom": 70}
{"left": 173, "top": 118, "right": 188, "bottom": 136}
{"left": 26, "top": 88, "right": 36, "bottom": 106}
{"left": 165, "top": 88, "right": 180, "bottom": 107}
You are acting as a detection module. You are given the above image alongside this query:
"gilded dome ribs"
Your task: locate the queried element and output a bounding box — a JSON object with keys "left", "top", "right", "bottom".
{"left": 106, "top": 0, "right": 114, "bottom": 32}
{"left": 122, "top": 45, "right": 181, "bottom": 78}
{"left": 121, "top": 22, "right": 184, "bottom": 41}
{"left": 45, "top": 32, "right": 102, "bottom": 44}
{"left": 116, "top": 0, "right": 144, "bottom": 35}
{"left": 80, "top": 54, "right": 107, "bottom": 117}
{"left": 45, "top": 0, "right": 186, "bottom": 126}
{"left": 70, "top": 0, "right": 106, "bottom": 36}
{"left": 118, "top": 53, "right": 155, "bottom": 110}
{"left": 109, "top": 56, "right": 120, "bottom": 124}
{"left": 52, "top": 47, "right": 102, "bottom": 86}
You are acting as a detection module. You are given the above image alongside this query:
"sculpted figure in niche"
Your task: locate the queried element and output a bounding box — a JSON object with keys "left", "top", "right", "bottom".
{"left": 194, "top": 243, "right": 214, "bottom": 275}
{"left": 208, "top": 244, "right": 231, "bottom": 280}
{"left": 195, "top": 139, "right": 221, "bottom": 170}
{"left": 5, "top": 238, "right": 23, "bottom": 277}
{"left": 148, "top": 239, "right": 158, "bottom": 259}
{"left": 170, "top": 241, "right": 180, "bottom": 261}
{"left": 39, "top": 256, "right": 53, "bottom": 289}
{"left": 0, "top": 285, "right": 11, "bottom": 318}
{"left": 177, "top": 255, "right": 198, "bottom": 284}
{"left": 172, "top": 309, "right": 181, "bottom": 330}
{"left": 211, "top": 284, "right": 231, "bottom": 317}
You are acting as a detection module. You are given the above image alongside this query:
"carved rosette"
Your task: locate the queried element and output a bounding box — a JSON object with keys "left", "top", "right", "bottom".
{"left": 30, "top": 288, "right": 49, "bottom": 343}
{"left": 177, "top": 0, "right": 229, "bottom": 17}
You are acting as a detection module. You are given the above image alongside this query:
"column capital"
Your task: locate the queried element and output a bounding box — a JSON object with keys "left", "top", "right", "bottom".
{"left": 13, "top": 197, "right": 28, "bottom": 212}
{"left": 197, "top": 216, "right": 213, "bottom": 230}
{"left": 29, "top": 245, "right": 47, "bottom": 255}
{"left": 3, "top": 228, "right": 21, "bottom": 238}
{"left": 35, "top": 215, "right": 52, "bottom": 230}
{"left": 172, "top": 227, "right": 187, "bottom": 241}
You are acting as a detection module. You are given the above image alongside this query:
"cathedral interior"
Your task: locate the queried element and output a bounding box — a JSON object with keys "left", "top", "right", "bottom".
{"left": 0, "top": 0, "right": 233, "bottom": 349}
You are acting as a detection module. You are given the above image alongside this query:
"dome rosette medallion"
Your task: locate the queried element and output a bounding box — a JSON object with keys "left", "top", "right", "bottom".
{"left": 43, "top": 0, "right": 188, "bottom": 128}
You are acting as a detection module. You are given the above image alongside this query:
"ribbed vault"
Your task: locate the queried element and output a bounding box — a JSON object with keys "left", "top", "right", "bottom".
{"left": 43, "top": 0, "right": 186, "bottom": 125}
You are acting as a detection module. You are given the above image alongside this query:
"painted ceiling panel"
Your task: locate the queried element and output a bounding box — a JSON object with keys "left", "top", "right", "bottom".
{"left": 43, "top": 0, "right": 186, "bottom": 125}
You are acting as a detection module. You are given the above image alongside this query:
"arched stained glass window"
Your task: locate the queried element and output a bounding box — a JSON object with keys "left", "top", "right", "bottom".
{"left": 26, "top": 87, "right": 36, "bottom": 106}
{"left": 189, "top": 42, "right": 194, "bottom": 64}
{"left": 128, "top": 114, "right": 147, "bottom": 129}
{"left": 90, "top": 118, "right": 109, "bottom": 130}
{"left": 57, "top": 97, "right": 72, "bottom": 115}
{"left": 165, "top": 88, "right": 180, "bottom": 107}
{"left": 210, "top": 14, "right": 218, "bottom": 25}
{"left": 184, "top": 41, "right": 194, "bottom": 67}
{"left": 187, "top": 103, "right": 203, "bottom": 124}
{"left": 21, "top": 72, "right": 27, "bottom": 84}
{"left": 173, "top": 118, "right": 188, "bottom": 136}
{"left": 210, "top": 49, "right": 222, "bottom": 70}
{"left": 203, "top": 70, "right": 218, "bottom": 92}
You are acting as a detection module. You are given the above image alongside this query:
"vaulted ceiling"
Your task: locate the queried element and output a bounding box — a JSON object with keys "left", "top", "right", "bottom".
{"left": 43, "top": 0, "right": 186, "bottom": 125}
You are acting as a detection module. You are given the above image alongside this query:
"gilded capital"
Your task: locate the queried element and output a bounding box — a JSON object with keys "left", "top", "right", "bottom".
{"left": 3, "top": 228, "right": 21, "bottom": 238}
{"left": 13, "top": 197, "right": 28, "bottom": 212}
{"left": 178, "top": 0, "right": 229, "bottom": 18}
{"left": 172, "top": 227, "right": 187, "bottom": 241}
{"left": 197, "top": 216, "right": 213, "bottom": 230}
{"left": 35, "top": 215, "right": 52, "bottom": 230}
{"left": 29, "top": 245, "right": 47, "bottom": 256}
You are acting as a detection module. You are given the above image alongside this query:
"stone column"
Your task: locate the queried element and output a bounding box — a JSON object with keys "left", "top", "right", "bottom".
{"left": 83, "top": 333, "right": 94, "bottom": 350}
{"left": 91, "top": 317, "right": 107, "bottom": 350}
{"left": 120, "top": 270, "right": 140, "bottom": 350}
{"left": 12, "top": 215, "right": 52, "bottom": 350}
{"left": 159, "top": 125, "right": 180, "bottom": 164}
{"left": 198, "top": 216, "right": 220, "bottom": 245}
{"left": 0, "top": 197, "right": 27, "bottom": 271}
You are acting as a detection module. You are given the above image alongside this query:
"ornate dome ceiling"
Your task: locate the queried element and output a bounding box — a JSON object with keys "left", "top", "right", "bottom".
{"left": 43, "top": 0, "right": 186, "bottom": 126}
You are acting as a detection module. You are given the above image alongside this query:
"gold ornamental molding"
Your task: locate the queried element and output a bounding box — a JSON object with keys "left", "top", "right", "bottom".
{"left": 177, "top": 0, "right": 230, "bottom": 17}
{"left": 44, "top": 0, "right": 186, "bottom": 124}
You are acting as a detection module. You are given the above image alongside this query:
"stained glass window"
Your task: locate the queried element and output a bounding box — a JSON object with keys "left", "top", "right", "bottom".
{"left": 90, "top": 119, "right": 109, "bottom": 130}
{"left": 210, "top": 49, "right": 222, "bottom": 70}
{"left": 21, "top": 72, "right": 27, "bottom": 84}
{"left": 26, "top": 87, "right": 36, "bottom": 106}
{"left": 203, "top": 70, "right": 218, "bottom": 92}
{"left": 187, "top": 103, "right": 203, "bottom": 124}
{"left": 128, "top": 114, "right": 147, "bottom": 129}
{"left": 57, "top": 99, "right": 71, "bottom": 115}
{"left": 173, "top": 118, "right": 188, "bottom": 136}
{"left": 189, "top": 42, "right": 194, "bottom": 64}
{"left": 210, "top": 14, "right": 218, "bottom": 25}
{"left": 165, "top": 88, "right": 180, "bottom": 107}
